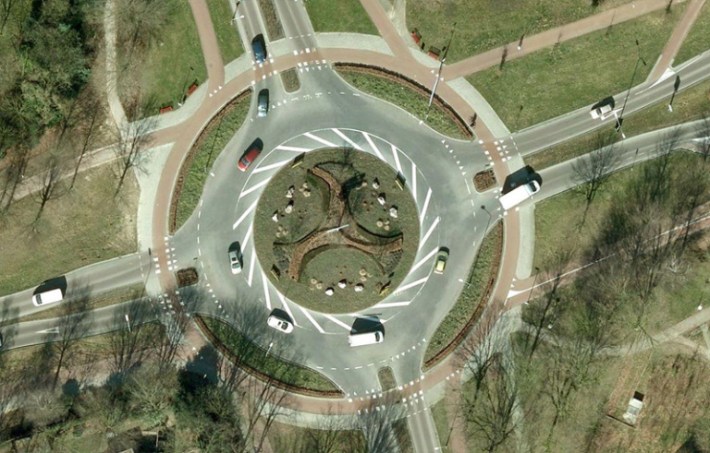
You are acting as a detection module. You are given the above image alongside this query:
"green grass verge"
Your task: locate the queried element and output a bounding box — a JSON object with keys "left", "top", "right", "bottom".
{"left": 118, "top": 0, "right": 207, "bottom": 113}
{"left": 0, "top": 167, "right": 138, "bottom": 297}
{"left": 533, "top": 151, "right": 709, "bottom": 330}
{"left": 206, "top": 0, "right": 244, "bottom": 62}
{"left": 337, "top": 68, "right": 469, "bottom": 139}
{"left": 467, "top": 7, "right": 684, "bottom": 132}
{"left": 527, "top": 78, "right": 710, "bottom": 170}
{"left": 173, "top": 91, "right": 252, "bottom": 231}
{"left": 304, "top": 0, "right": 378, "bottom": 35}
{"left": 430, "top": 399, "right": 454, "bottom": 453}
{"left": 200, "top": 316, "right": 340, "bottom": 393}
{"left": 407, "top": 0, "right": 635, "bottom": 63}
{"left": 1, "top": 285, "right": 146, "bottom": 327}
{"left": 259, "top": 0, "right": 284, "bottom": 40}
{"left": 378, "top": 366, "right": 396, "bottom": 391}
{"left": 675, "top": 0, "right": 710, "bottom": 65}
{"left": 424, "top": 223, "right": 503, "bottom": 364}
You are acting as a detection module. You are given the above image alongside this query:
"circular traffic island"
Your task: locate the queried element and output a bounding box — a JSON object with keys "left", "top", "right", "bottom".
{"left": 253, "top": 148, "right": 420, "bottom": 313}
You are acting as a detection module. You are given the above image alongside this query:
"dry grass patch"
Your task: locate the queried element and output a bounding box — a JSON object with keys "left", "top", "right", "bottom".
{"left": 0, "top": 166, "right": 138, "bottom": 297}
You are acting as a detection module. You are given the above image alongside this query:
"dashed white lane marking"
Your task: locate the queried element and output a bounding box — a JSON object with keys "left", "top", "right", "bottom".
{"left": 374, "top": 301, "right": 411, "bottom": 308}
{"left": 332, "top": 128, "right": 363, "bottom": 150}
{"left": 297, "top": 305, "right": 325, "bottom": 333}
{"left": 242, "top": 223, "right": 254, "bottom": 249}
{"left": 304, "top": 132, "right": 337, "bottom": 148}
{"left": 262, "top": 274, "right": 272, "bottom": 310}
{"left": 363, "top": 132, "right": 384, "bottom": 161}
{"left": 393, "top": 277, "right": 428, "bottom": 294}
{"left": 324, "top": 315, "right": 352, "bottom": 331}
{"left": 276, "top": 145, "right": 310, "bottom": 152}
{"left": 233, "top": 199, "right": 258, "bottom": 229}
{"left": 253, "top": 159, "right": 294, "bottom": 174}
{"left": 247, "top": 254, "right": 256, "bottom": 287}
{"left": 409, "top": 246, "right": 439, "bottom": 274}
{"left": 239, "top": 178, "right": 271, "bottom": 198}
{"left": 420, "top": 188, "right": 432, "bottom": 225}
{"left": 411, "top": 162, "right": 417, "bottom": 201}
{"left": 419, "top": 216, "right": 440, "bottom": 250}
{"left": 277, "top": 293, "right": 298, "bottom": 326}
{"left": 391, "top": 144, "right": 402, "bottom": 174}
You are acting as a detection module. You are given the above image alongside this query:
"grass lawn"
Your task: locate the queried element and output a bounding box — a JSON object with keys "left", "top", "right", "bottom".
{"left": 206, "top": 0, "right": 244, "bottom": 62}
{"left": 337, "top": 68, "right": 470, "bottom": 140}
{"left": 253, "top": 149, "right": 420, "bottom": 313}
{"left": 268, "top": 422, "right": 366, "bottom": 452}
{"left": 467, "top": 8, "right": 684, "bottom": 132}
{"left": 513, "top": 334, "right": 710, "bottom": 452}
{"left": 0, "top": 167, "right": 138, "bottom": 297}
{"left": 201, "top": 316, "right": 340, "bottom": 393}
{"left": 173, "top": 90, "right": 252, "bottom": 231}
{"left": 117, "top": 0, "right": 207, "bottom": 115}
{"left": 533, "top": 151, "right": 710, "bottom": 330}
{"left": 281, "top": 68, "right": 301, "bottom": 93}
{"left": 259, "top": 0, "right": 284, "bottom": 41}
{"left": 407, "top": 0, "right": 635, "bottom": 63}
{"left": 378, "top": 366, "right": 396, "bottom": 391}
{"left": 424, "top": 223, "right": 503, "bottom": 364}
{"left": 674, "top": 0, "right": 710, "bottom": 65}
{"left": 528, "top": 78, "right": 710, "bottom": 170}
{"left": 431, "top": 399, "right": 455, "bottom": 453}
{"left": 304, "top": 0, "right": 378, "bottom": 35}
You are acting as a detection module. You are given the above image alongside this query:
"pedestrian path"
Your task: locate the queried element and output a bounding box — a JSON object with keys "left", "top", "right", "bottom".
{"left": 444, "top": 0, "right": 690, "bottom": 80}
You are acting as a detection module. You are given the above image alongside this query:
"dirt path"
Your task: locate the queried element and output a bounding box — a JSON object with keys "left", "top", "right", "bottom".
{"left": 444, "top": 0, "right": 690, "bottom": 80}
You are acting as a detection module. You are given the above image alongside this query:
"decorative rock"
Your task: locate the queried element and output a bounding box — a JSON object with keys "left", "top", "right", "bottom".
{"left": 377, "top": 194, "right": 386, "bottom": 205}
{"left": 272, "top": 212, "right": 279, "bottom": 222}
{"left": 376, "top": 220, "right": 384, "bottom": 228}
{"left": 338, "top": 280, "right": 347, "bottom": 289}
{"left": 389, "top": 206, "right": 398, "bottom": 218}
{"left": 285, "top": 200, "right": 294, "bottom": 214}
{"left": 360, "top": 275, "right": 367, "bottom": 282}
{"left": 359, "top": 268, "right": 367, "bottom": 276}
{"left": 384, "top": 225, "right": 390, "bottom": 231}
{"left": 275, "top": 232, "right": 282, "bottom": 238}
{"left": 372, "top": 178, "right": 380, "bottom": 189}
{"left": 303, "top": 189, "right": 311, "bottom": 198}
{"left": 316, "top": 282, "right": 323, "bottom": 290}
{"left": 354, "top": 284, "right": 364, "bottom": 292}
{"left": 310, "top": 278, "right": 318, "bottom": 285}
{"left": 360, "top": 180, "right": 368, "bottom": 188}
{"left": 287, "top": 186, "right": 295, "bottom": 198}
{"left": 325, "top": 287, "right": 334, "bottom": 296}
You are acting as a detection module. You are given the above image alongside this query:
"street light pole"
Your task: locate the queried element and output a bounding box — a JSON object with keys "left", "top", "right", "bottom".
{"left": 618, "top": 39, "right": 646, "bottom": 138}
{"left": 425, "top": 22, "right": 456, "bottom": 120}
{"left": 481, "top": 205, "right": 492, "bottom": 232}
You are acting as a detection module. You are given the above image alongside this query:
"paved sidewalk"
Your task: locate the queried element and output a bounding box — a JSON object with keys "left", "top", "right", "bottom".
{"left": 444, "top": 0, "right": 689, "bottom": 80}
{"left": 647, "top": 0, "right": 706, "bottom": 81}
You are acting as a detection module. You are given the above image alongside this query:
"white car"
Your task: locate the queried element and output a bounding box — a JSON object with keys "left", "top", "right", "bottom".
{"left": 267, "top": 315, "right": 294, "bottom": 334}
{"left": 228, "top": 243, "right": 242, "bottom": 274}
{"left": 590, "top": 104, "right": 612, "bottom": 119}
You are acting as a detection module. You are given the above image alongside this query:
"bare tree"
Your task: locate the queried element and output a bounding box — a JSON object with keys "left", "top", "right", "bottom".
{"left": 354, "top": 397, "right": 406, "bottom": 453}
{"left": 466, "top": 354, "right": 519, "bottom": 453}
{"left": 572, "top": 132, "right": 620, "bottom": 224}
{"left": 70, "top": 88, "right": 104, "bottom": 189}
{"left": 113, "top": 117, "right": 154, "bottom": 195}
{"left": 154, "top": 307, "right": 190, "bottom": 372}
{"left": 49, "top": 293, "right": 93, "bottom": 389}
{"left": 0, "top": 145, "right": 28, "bottom": 212}
{"left": 33, "top": 156, "right": 63, "bottom": 223}
{"left": 0, "top": 0, "right": 15, "bottom": 35}
{"left": 695, "top": 114, "right": 710, "bottom": 162}
{"left": 107, "top": 298, "right": 156, "bottom": 375}
{"left": 459, "top": 303, "right": 506, "bottom": 403}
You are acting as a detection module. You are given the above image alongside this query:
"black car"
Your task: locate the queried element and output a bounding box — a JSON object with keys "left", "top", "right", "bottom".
{"left": 251, "top": 34, "right": 267, "bottom": 63}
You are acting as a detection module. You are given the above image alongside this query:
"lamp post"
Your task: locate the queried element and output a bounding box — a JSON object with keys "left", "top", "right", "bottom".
{"left": 124, "top": 314, "right": 131, "bottom": 333}
{"left": 668, "top": 75, "right": 681, "bottom": 112}
{"left": 425, "top": 22, "right": 457, "bottom": 120}
{"left": 481, "top": 205, "right": 492, "bottom": 233}
{"left": 618, "top": 39, "right": 646, "bottom": 139}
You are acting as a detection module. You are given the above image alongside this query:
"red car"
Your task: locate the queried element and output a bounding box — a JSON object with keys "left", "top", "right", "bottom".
{"left": 238, "top": 147, "right": 261, "bottom": 171}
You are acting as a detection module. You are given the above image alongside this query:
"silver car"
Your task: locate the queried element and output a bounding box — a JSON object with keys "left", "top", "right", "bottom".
{"left": 228, "top": 243, "right": 242, "bottom": 274}
{"left": 267, "top": 314, "right": 294, "bottom": 334}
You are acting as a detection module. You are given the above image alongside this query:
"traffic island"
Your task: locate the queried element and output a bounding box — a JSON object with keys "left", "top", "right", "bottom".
{"left": 253, "top": 148, "right": 420, "bottom": 313}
